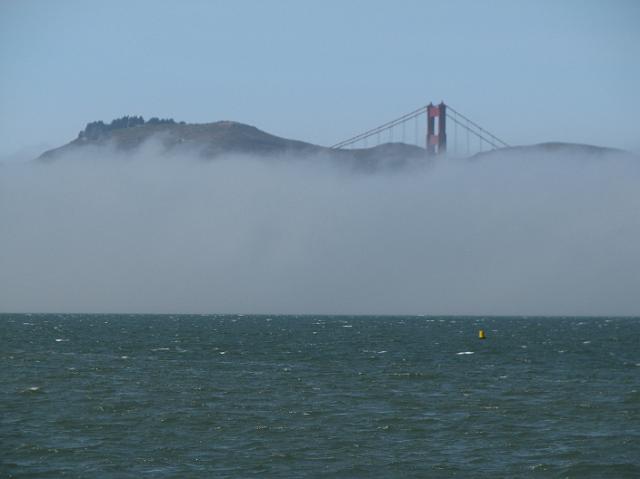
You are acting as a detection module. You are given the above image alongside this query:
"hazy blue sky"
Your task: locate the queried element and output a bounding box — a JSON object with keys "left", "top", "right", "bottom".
{"left": 1, "top": 0, "right": 639, "bottom": 158}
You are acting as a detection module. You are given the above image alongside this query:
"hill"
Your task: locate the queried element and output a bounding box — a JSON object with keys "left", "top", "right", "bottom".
{"left": 37, "top": 116, "right": 636, "bottom": 169}
{"left": 38, "top": 116, "right": 427, "bottom": 170}
{"left": 470, "top": 142, "right": 632, "bottom": 160}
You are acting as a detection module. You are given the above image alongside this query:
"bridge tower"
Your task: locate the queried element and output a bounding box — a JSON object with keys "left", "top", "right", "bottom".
{"left": 426, "top": 102, "right": 447, "bottom": 156}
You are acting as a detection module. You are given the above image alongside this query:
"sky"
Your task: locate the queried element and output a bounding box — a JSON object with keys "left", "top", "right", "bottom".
{"left": 1, "top": 0, "right": 639, "bottom": 159}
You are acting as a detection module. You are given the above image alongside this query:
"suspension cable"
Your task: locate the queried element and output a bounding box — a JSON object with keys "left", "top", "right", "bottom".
{"left": 331, "top": 103, "right": 509, "bottom": 151}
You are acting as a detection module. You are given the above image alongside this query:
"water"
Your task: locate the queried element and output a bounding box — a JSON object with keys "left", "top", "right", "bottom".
{"left": 2, "top": 314, "right": 639, "bottom": 478}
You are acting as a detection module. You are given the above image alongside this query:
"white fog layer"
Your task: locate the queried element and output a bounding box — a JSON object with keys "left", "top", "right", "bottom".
{"left": 1, "top": 148, "right": 639, "bottom": 316}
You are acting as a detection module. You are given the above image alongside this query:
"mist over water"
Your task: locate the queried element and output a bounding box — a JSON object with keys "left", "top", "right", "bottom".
{"left": 1, "top": 145, "right": 639, "bottom": 315}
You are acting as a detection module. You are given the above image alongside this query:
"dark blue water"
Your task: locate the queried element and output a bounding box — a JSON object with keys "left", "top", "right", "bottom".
{"left": 2, "top": 314, "right": 639, "bottom": 478}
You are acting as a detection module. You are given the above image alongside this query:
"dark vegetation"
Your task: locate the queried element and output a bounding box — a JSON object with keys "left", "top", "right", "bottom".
{"left": 78, "top": 116, "right": 185, "bottom": 141}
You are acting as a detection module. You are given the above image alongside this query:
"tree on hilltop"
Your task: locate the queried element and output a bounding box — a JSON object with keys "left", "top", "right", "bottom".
{"left": 78, "top": 115, "right": 179, "bottom": 140}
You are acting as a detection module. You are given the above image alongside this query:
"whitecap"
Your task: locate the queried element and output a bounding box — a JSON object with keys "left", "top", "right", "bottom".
{"left": 456, "top": 351, "right": 475, "bottom": 355}
{"left": 151, "top": 347, "right": 170, "bottom": 351}
{"left": 21, "top": 386, "right": 42, "bottom": 394}
{"left": 377, "top": 350, "right": 388, "bottom": 354}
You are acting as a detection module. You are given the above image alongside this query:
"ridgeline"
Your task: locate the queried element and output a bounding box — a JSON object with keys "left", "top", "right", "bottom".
{"left": 38, "top": 115, "right": 426, "bottom": 171}
{"left": 38, "top": 115, "right": 633, "bottom": 168}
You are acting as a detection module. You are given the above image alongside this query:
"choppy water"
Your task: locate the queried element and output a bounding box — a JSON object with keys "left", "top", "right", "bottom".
{"left": 1, "top": 314, "right": 639, "bottom": 478}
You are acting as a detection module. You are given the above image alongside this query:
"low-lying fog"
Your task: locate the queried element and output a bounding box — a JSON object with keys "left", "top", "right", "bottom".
{"left": 1, "top": 145, "right": 638, "bottom": 316}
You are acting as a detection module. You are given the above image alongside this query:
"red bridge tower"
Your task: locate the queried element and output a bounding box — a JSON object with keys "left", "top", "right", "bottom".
{"left": 426, "top": 102, "right": 447, "bottom": 156}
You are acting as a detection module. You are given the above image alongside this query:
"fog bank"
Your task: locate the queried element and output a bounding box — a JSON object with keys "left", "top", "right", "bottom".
{"left": 1, "top": 147, "right": 638, "bottom": 316}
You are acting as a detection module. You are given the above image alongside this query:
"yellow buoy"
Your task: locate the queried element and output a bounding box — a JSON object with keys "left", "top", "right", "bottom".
{"left": 478, "top": 329, "right": 486, "bottom": 340}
